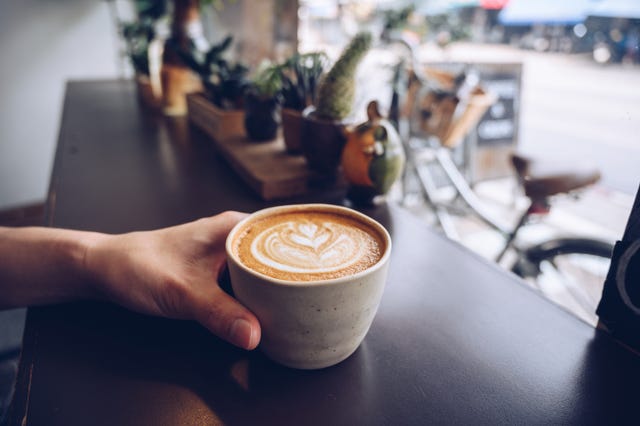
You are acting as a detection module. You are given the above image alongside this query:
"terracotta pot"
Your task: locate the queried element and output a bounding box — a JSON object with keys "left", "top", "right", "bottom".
{"left": 301, "top": 108, "right": 347, "bottom": 175}
{"left": 161, "top": 0, "right": 204, "bottom": 116}
{"left": 186, "top": 93, "right": 246, "bottom": 142}
{"left": 161, "top": 64, "right": 202, "bottom": 116}
{"left": 281, "top": 108, "right": 304, "bottom": 154}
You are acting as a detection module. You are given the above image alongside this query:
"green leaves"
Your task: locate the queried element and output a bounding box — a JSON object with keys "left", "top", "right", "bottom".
{"left": 280, "top": 52, "right": 328, "bottom": 110}
{"left": 121, "top": 19, "right": 156, "bottom": 75}
{"left": 249, "top": 61, "right": 283, "bottom": 99}
{"left": 134, "top": 0, "right": 167, "bottom": 21}
{"left": 173, "top": 34, "right": 249, "bottom": 109}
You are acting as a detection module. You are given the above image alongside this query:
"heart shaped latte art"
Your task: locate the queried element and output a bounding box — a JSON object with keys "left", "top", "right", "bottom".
{"left": 250, "top": 220, "right": 367, "bottom": 273}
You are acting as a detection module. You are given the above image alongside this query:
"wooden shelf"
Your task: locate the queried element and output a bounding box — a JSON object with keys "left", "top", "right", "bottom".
{"left": 211, "top": 133, "right": 345, "bottom": 200}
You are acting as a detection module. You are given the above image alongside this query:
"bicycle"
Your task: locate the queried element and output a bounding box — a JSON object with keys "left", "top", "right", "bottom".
{"left": 382, "top": 42, "right": 614, "bottom": 321}
{"left": 401, "top": 127, "right": 614, "bottom": 316}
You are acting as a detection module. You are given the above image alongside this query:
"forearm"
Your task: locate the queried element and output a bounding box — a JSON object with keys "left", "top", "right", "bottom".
{"left": 0, "top": 212, "right": 261, "bottom": 349}
{"left": 0, "top": 226, "right": 106, "bottom": 309}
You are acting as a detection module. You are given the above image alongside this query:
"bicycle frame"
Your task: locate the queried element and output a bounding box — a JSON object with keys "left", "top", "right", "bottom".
{"left": 401, "top": 138, "right": 533, "bottom": 264}
{"left": 384, "top": 38, "right": 516, "bottom": 250}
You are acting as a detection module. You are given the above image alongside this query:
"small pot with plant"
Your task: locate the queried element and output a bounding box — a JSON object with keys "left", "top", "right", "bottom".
{"left": 244, "top": 61, "right": 282, "bottom": 141}
{"left": 120, "top": 1, "right": 167, "bottom": 109}
{"left": 301, "top": 32, "right": 372, "bottom": 175}
{"left": 279, "top": 52, "right": 328, "bottom": 154}
{"left": 160, "top": 0, "right": 210, "bottom": 116}
{"left": 181, "top": 35, "right": 250, "bottom": 141}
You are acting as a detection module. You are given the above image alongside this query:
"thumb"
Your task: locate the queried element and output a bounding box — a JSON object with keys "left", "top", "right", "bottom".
{"left": 194, "top": 285, "right": 261, "bottom": 350}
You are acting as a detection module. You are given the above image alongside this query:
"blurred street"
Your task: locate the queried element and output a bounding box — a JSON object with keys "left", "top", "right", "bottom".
{"left": 418, "top": 41, "right": 640, "bottom": 196}
{"left": 399, "top": 41, "right": 639, "bottom": 325}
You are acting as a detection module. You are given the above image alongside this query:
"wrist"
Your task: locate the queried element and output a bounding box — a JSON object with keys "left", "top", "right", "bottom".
{"left": 77, "top": 231, "right": 114, "bottom": 301}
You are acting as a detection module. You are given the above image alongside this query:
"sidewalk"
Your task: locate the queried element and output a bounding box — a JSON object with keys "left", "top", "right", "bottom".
{"left": 400, "top": 177, "right": 634, "bottom": 326}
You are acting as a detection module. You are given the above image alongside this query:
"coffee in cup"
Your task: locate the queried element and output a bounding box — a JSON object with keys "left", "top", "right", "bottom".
{"left": 226, "top": 204, "right": 391, "bottom": 369}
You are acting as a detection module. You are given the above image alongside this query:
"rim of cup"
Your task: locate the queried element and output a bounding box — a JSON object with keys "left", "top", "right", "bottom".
{"left": 225, "top": 203, "right": 392, "bottom": 287}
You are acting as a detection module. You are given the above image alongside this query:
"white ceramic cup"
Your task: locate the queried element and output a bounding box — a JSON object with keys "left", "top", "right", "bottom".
{"left": 225, "top": 204, "right": 392, "bottom": 369}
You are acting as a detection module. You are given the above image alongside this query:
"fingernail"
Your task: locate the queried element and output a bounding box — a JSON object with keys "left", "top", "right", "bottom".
{"left": 230, "top": 319, "right": 254, "bottom": 349}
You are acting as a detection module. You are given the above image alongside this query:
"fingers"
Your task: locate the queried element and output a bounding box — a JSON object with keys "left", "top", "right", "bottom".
{"left": 167, "top": 210, "right": 258, "bottom": 349}
{"left": 193, "top": 285, "right": 261, "bottom": 350}
{"left": 200, "top": 211, "right": 248, "bottom": 245}
{"left": 216, "top": 210, "right": 249, "bottom": 225}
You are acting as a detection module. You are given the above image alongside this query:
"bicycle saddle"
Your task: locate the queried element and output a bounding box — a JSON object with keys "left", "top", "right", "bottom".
{"left": 511, "top": 153, "right": 601, "bottom": 200}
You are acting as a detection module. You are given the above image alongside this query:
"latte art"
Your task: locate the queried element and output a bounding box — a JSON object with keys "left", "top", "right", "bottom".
{"left": 233, "top": 210, "right": 384, "bottom": 281}
{"left": 252, "top": 220, "right": 367, "bottom": 273}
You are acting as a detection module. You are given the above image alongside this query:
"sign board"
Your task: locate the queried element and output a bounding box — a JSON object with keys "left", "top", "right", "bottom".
{"left": 475, "top": 63, "right": 522, "bottom": 148}
{"left": 473, "top": 62, "right": 522, "bottom": 181}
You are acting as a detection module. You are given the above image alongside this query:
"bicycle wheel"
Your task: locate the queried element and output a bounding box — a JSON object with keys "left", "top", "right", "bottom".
{"left": 512, "top": 238, "right": 614, "bottom": 321}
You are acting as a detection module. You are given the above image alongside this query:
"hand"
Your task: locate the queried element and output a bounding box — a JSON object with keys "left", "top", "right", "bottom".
{"left": 86, "top": 211, "right": 261, "bottom": 350}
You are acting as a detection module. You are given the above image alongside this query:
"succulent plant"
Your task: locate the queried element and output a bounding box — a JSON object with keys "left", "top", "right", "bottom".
{"left": 122, "top": 20, "right": 156, "bottom": 75}
{"left": 247, "top": 60, "right": 283, "bottom": 100}
{"left": 244, "top": 63, "right": 282, "bottom": 141}
{"left": 119, "top": 0, "right": 168, "bottom": 76}
{"left": 174, "top": 35, "right": 249, "bottom": 109}
{"left": 315, "top": 31, "right": 372, "bottom": 121}
{"left": 280, "top": 52, "right": 328, "bottom": 111}
{"left": 119, "top": 0, "right": 236, "bottom": 75}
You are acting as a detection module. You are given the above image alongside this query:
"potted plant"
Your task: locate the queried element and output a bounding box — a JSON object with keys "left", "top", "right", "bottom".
{"left": 244, "top": 61, "right": 282, "bottom": 141}
{"left": 159, "top": 0, "right": 210, "bottom": 116}
{"left": 182, "top": 35, "right": 250, "bottom": 141}
{"left": 119, "top": 1, "right": 167, "bottom": 109}
{"left": 116, "top": 0, "right": 236, "bottom": 115}
{"left": 124, "top": 20, "right": 162, "bottom": 109}
{"left": 279, "top": 52, "right": 328, "bottom": 154}
{"left": 301, "top": 32, "right": 372, "bottom": 175}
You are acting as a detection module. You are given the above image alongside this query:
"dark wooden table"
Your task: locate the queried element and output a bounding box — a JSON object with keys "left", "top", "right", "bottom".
{"left": 7, "top": 80, "right": 640, "bottom": 426}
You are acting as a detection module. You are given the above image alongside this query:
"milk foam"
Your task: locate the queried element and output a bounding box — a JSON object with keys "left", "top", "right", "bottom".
{"left": 250, "top": 220, "right": 368, "bottom": 274}
{"left": 234, "top": 210, "right": 384, "bottom": 281}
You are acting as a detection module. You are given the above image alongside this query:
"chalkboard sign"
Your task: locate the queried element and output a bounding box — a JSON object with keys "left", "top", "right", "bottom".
{"left": 472, "top": 63, "right": 523, "bottom": 181}
{"left": 475, "top": 63, "right": 523, "bottom": 148}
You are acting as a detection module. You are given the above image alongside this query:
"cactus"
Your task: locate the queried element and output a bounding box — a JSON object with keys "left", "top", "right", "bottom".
{"left": 315, "top": 32, "right": 372, "bottom": 121}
